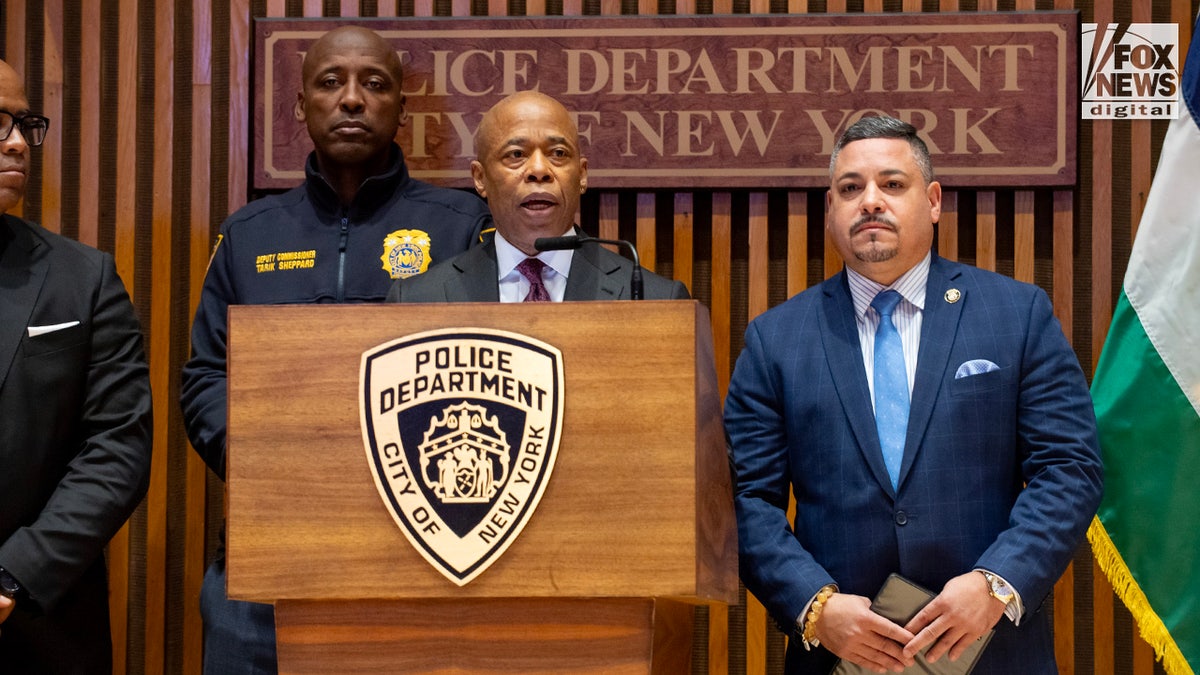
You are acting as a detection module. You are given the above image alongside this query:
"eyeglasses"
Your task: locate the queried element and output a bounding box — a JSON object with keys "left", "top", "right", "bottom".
{"left": 0, "top": 110, "right": 51, "bottom": 147}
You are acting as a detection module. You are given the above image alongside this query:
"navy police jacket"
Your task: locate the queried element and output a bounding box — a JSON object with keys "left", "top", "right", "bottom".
{"left": 181, "top": 145, "right": 489, "bottom": 478}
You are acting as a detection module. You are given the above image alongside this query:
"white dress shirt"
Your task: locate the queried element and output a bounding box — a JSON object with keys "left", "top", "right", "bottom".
{"left": 494, "top": 231, "right": 574, "bottom": 303}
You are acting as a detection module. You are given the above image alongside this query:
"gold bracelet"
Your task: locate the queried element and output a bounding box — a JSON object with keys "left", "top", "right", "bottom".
{"left": 801, "top": 584, "right": 837, "bottom": 649}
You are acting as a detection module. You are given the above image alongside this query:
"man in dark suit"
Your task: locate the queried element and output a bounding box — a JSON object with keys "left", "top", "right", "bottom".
{"left": 724, "top": 116, "right": 1103, "bottom": 674}
{"left": 388, "top": 90, "right": 688, "bottom": 302}
{"left": 0, "top": 58, "right": 152, "bottom": 673}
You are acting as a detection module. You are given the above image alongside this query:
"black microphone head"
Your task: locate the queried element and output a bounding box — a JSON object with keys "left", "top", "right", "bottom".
{"left": 534, "top": 235, "right": 587, "bottom": 251}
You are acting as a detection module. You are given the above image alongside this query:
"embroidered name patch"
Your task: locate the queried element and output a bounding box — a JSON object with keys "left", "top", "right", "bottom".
{"left": 255, "top": 249, "right": 315, "bottom": 273}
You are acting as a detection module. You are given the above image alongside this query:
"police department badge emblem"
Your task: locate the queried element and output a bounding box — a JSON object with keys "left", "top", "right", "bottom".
{"left": 380, "top": 229, "right": 432, "bottom": 279}
{"left": 360, "top": 328, "right": 564, "bottom": 585}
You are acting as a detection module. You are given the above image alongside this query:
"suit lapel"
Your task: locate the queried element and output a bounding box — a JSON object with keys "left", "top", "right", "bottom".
{"left": 564, "top": 240, "right": 623, "bottom": 300}
{"left": 898, "top": 256, "right": 964, "bottom": 488}
{"left": 0, "top": 216, "right": 47, "bottom": 392}
{"left": 820, "top": 272, "right": 896, "bottom": 494}
{"left": 447, "top": 242, "right": 500, "bottom": 302}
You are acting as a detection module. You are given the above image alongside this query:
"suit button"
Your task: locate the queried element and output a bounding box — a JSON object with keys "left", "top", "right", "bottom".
{"left": 894, "top": 511, "right": 908, "bottom": 526}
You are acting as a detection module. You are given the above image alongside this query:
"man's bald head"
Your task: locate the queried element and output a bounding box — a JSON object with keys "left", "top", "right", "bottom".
{"left": 474, "top": 90, "right": 578, "bottom": 159}
{"left": 0, "top": 60, "right": 23, "bottom": 94}
{"left": 301, "top": 26, "right": 403, "bottom": 88}
{"left": 293, "top": 26, "right": 407, "bottom": 203}
{"left": 470, "top": 90, "right": 588, "bottom": 255}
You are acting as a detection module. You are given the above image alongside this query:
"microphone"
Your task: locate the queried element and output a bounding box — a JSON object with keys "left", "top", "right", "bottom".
{"left": 533, "top": 235, "right": 644, "bottom": 301}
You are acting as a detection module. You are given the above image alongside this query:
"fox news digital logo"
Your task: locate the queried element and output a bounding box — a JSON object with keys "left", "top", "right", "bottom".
{"left": 1082, "top": 23, "right": 1179, "bottom": 120}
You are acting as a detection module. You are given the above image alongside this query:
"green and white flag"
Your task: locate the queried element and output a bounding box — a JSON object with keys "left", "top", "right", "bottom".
{"left": 1088, "top": 16, "right": 1200, "bottom": 675}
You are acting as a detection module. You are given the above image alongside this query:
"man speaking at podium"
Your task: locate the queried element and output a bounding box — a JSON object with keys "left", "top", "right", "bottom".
{"left": 388, "top": 90, "right": 688, "bottom": 303}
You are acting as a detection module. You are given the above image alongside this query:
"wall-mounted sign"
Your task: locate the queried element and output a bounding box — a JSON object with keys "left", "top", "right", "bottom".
{"left": 255, "top": 13, "right": 1077, "bottom": 190}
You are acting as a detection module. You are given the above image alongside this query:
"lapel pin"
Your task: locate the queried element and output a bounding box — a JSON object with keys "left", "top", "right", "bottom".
{"left": 944, "top": 288, "right": 961, "bottom": 304}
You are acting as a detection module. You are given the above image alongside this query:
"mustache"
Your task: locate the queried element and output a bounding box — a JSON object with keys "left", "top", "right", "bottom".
{"left": 850, "top": 215, "right": 897, "bottom": 236}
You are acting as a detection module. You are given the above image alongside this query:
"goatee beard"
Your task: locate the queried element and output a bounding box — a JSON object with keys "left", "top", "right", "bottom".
{"left": 855, "top": 236, "right": 898, "bottom": 264}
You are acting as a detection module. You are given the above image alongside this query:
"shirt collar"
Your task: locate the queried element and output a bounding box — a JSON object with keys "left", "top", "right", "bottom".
{"left": 494, "top": 230, "right": 574, "bottom": 281}
{"left": 845, "top": 252, "right": 931, "bottom": 319}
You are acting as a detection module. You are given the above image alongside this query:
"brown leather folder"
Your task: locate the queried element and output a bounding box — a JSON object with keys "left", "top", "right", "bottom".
{"left": 831, "top": 574, "right": 992, "bottom": 675}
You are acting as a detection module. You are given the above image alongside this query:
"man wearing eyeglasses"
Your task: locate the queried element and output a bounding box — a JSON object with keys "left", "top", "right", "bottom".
{"left": 0, "top": 58, "right": 153, "bottom": 673}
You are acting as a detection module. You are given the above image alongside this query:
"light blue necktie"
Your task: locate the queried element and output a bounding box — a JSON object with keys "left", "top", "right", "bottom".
{"left": 871, "top": 290, "right": 908, "bottom": 490}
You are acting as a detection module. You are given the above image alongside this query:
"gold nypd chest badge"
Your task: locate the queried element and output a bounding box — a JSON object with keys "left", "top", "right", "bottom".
{"left": 359, "top": 328, "right": 564, "bottom": 585}
{"left": 380, "top": 229, "right": 432, "bottom": 279}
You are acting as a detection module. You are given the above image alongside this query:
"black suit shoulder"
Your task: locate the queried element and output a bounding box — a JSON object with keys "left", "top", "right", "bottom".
{"left": 7, "top": 215, "right": 110, "bottom": 277}
{"left": 577, "top": 243, "right": 690, "bottom": 300}
{"left": 387, "top": 242, "right": 495, "bottom": 303}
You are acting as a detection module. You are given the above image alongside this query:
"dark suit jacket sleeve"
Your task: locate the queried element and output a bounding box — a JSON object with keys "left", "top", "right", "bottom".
{"left": 725, "top": 316, "right": 836, "bottom": 629}
{"left": 0, "top": 250, "right": 152, "bottom": 612}
{"left": 180, "top": 226, "right": 236, "bottom": 478}
{"left": 973, "top": 286, "right": 1103, "bottom": 609}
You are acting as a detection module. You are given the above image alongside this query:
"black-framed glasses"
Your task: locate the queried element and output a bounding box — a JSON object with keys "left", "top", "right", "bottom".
{"left": 0, "top": 110, "right": 50, "bottom": 147}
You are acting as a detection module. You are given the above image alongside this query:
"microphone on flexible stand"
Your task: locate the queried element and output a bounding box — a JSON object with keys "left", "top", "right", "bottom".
{"left": 533, "top": 235, "right": 644, "bottom": 300}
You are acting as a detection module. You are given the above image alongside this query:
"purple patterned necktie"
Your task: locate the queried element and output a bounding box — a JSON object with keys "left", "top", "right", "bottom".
{"left": 517, "top": 258, "right": 551, "bottom": 302}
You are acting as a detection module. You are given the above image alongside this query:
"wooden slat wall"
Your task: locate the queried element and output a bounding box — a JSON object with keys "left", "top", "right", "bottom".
{"left": 1, "top": 0, "right": 1192, "bottom": 672}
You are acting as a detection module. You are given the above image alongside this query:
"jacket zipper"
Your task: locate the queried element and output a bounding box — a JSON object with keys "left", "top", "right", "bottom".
{"left": 337, "top": 215, "right": 349, "bottom": 302}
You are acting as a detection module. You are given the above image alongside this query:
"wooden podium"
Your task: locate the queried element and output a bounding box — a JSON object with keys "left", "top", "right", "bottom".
{"left": 227, "top": 300, "right": 736, "bottom": 673}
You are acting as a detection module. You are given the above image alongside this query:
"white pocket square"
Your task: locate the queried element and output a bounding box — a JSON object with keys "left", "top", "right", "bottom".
{"left": 955, "top": 359, "right": 999, "bottom": 379}
{"left": 28, "top": 321, "right": 80, "bottom": 337}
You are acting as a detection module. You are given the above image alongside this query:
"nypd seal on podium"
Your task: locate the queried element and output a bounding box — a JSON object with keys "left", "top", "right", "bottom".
{"left": 360, "top": 328, "right": 564, "bottom": 585}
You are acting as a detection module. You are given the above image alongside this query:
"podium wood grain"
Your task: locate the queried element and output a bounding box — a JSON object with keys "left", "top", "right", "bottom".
{"left": 226, "top": 301, "right": 735, "bottom": 672}
{"left": 274, "top": 597, "right": 695, "bottom": 673}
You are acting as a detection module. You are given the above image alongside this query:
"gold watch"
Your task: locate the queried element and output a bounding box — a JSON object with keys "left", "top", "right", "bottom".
{"left": 980, "top": 571, "right": 1015, "bottom": 606}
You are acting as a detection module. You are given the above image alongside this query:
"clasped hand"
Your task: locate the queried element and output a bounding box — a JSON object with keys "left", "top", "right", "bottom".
{"left": 815, "top": 572, "right": 1006, "bottom": 674}
{"left": 0, "top": 594, "right": 14, "bottom": 637}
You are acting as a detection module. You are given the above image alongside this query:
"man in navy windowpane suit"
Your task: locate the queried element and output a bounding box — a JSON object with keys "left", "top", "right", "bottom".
{"left": 724, "top": 116, "right": 1103, "bottom": 674}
